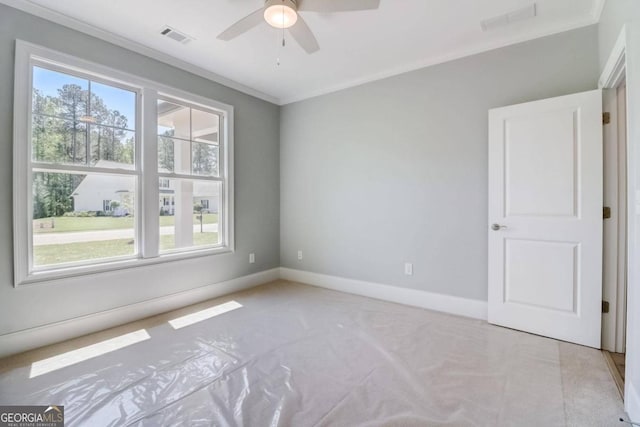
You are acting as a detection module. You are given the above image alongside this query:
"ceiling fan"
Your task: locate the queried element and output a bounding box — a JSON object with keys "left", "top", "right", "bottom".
{"left": 217, "top": 0, "right": 380, "bottom": 54}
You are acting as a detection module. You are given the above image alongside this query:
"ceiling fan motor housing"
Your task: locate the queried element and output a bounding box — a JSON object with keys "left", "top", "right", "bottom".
{"left": 264, "top": 0, "right": 298, "bottom": 8}
{"left": 219, "top": 0, "right": 379, "bottom": 53}
{"left": 264, "top": 0, "right": 299, "bottom": 28}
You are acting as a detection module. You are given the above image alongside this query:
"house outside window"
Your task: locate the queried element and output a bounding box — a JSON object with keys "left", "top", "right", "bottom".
{"left": 13, "top": 41, "right": 234, "bottom": 285}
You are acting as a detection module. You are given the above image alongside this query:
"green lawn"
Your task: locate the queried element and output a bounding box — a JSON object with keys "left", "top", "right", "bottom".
{"left": 34, "top": 238, "right": 135, "bottom": 265}
{"left": 160, "top": 232, "right": 219, "bottom": 251}
{"left": 34, "top": 232, "right": 219, "bottom": 266}
{"left": 33, "top": 214, "right": 218, "bottom": 233}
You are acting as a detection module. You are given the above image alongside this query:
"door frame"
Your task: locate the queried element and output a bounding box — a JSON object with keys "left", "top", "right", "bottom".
{"left": 600, "top": 26, "right": 628, "bottom": 354}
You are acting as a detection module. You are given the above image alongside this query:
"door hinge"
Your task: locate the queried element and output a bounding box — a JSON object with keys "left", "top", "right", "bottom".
{"left": 603, "top": 112, "right": 611, "bottom": 125}
{"left": 602, "top": 300, "right": 610, "bottom": 313}
{"left": 603, "top": 206, "right": 612, "bottom": 219}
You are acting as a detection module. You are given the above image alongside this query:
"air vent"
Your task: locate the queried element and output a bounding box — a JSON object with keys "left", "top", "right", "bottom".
{"left": 160, "top": 26, "right": 193, "bottom": 44}
{"left": 481, "top": 4, "right": 537, "bottom": 32}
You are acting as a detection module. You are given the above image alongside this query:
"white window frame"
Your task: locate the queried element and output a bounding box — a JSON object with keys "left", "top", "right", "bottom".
{"left": 155, "top": 94, "right": 226, "bottom": 255}
{"left": 13, "top": 40, "right": 234, "bottom": 286}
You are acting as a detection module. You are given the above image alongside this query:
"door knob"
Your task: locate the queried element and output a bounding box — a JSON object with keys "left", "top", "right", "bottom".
{"left": 491, "top": 224, "right": 507, "bottom": 231}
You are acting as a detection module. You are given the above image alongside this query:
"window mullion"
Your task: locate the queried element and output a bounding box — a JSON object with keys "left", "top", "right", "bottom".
{"left": 218, "top": 117, "right": 226, "bottom": 247}
{"left": 31, "top": 163, "right": 139, "bottom": 176}
{"left": 225, "top": 109, "right": 234, "bottom": 252}
{"left": 142, "top": 88, "right": 160, "bottom": 259}
{"left": 157, "top": 172, "right": 223, "bottom": 182}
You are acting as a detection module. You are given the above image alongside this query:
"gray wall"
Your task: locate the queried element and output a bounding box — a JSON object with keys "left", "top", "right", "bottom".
{"left": 280, "top": 26, "right": 600, "bottom": 301}
{"left": 0, "top": 4, "right": 280, "bottom": 336}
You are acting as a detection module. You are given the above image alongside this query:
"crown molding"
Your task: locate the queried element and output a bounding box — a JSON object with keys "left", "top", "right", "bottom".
{"left": 280, "top": 16, "right": 599, "bottom": 105}
{"left": 2, "top": 0, "right": 604, "bottom": 107}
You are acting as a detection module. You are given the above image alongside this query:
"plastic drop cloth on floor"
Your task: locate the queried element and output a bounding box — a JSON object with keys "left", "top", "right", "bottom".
{"left": 0, "top": 281, "right": 624, "bottom": 426}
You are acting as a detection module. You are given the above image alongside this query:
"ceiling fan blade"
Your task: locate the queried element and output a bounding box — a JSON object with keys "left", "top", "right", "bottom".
{"left": 297, "top": 0, "right": 380, "bottom": 12}
{"left": 288, "top": 15, "right": 320, "bottom": 54}
{"left": 217, "top": 8, "right": 264, "bottom": 41}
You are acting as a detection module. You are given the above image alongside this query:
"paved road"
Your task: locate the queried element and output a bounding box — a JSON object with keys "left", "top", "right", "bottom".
{"left": 33, "top": 224, "right": 219, "bottom": 246}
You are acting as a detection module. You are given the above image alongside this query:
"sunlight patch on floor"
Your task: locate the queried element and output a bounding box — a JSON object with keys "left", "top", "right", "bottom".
{"left": 168, "top": 301, "right": 242, "bottom": 330}
{"left": 29, "top": 329, "right": 151, "bottom": 378}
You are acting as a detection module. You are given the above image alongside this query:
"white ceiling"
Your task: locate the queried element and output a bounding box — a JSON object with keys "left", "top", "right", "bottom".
{"left": 4, "top": 0, "right": 604, "bottom": 105}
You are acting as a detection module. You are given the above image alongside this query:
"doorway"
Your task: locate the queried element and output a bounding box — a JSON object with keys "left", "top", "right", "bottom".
{"left": 602, "top": 80, "right": 628, "bottom": 399}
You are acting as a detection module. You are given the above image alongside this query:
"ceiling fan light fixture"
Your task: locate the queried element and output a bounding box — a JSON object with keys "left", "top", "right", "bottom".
{"left": 264, "top": 0, "right": 298, "bottom": 29}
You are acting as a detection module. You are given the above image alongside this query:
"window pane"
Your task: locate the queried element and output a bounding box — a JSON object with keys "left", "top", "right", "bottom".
{"left": 192, "top": 109, "right": 219, "bottom": 143}
{"left": 157, "top": 100, "right": 190, "bottom": 140}
{"left": 32, "top": 115, "right": 87, "bottom": 164}
{"left": 32, "top": 66, "right": 88, "bottom": 118}
{"left": 157, "top": 137, "right": 190, "bottom": 174}
{"left": 90, "top": 81, "right": 136, "bottom": 130}
{"left": 90, "top": 125, "right": 135, "bottom": 167}
{"left": 33, "top": 172, "right": 136, "bottom": 267}
{"left": 158, "top": 136, "right": 174, "bottom": 173}
{"left": 159, "top": 179, "right": 220, "bottom": 252}
{"left": 32, "top": 67, "right": 138, "bottom": 169}
{"left": 192, "top": 141, "right": 218, "bottom": 177}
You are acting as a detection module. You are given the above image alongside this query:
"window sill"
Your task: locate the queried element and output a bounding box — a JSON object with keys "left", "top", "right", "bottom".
{"left": 17, "top": 246, "right": 233, "bottom": 288}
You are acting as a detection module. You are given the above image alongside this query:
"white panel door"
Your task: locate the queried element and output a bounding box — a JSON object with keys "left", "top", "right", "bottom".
{"left": 488, "top": 90, "right": 602, "bottom": 348}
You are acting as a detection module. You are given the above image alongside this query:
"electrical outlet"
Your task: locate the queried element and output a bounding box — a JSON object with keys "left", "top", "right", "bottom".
{"left": 404, "top": 262, "right": 413, "bottom": 276}
{"left": 249, "top": 253, "right": 255, "bottom": 264}
{"left": 297, "top": 250, "right": 303, "bottom": 261}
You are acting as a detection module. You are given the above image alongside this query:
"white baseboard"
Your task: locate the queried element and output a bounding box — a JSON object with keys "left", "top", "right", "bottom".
{"left": 626, "top": 381, "right": 640, "bottom": 422}
{"left": 0, "top": 268, "right": 280, "bottom": 358}
{"left": 0, "top": 267, "right": 488, "bottom": 358}
{"left": 279, "top": 268, "right": 488, "bottom": 320}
